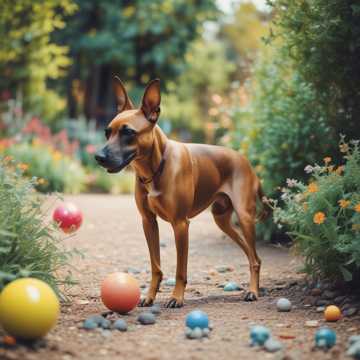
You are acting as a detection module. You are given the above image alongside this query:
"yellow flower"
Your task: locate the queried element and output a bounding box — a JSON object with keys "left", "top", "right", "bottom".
{"left": 52, "top": 151, "right": 62, "bottom": 162}
{"left": 37, "top": 178, "right": 47, "bottom": 185}
{"left": 355, "top": 203, "right": 360, "bottom": 213}
{"left": 339, "top": 143, "right": 349, "bottom": 153}
{"left": 338, "top": 199, "right": 350, "bottom": 209}
{"left": 323, "top": 157, "right": 332, "bottom": 164}
{"left": 352, "top": 224, "right": 360, "bottom": 232}
{"left": 308, "top": 182, "right": 318, "bottom": 193}
{"left": 335, "top": 165, "right": 345, "bottom": 175}
{"left": 17, "top": 163, "right": 29, "bottom": 171}
{"left": 313, "top": 212, "right": 326, "bottom": 224}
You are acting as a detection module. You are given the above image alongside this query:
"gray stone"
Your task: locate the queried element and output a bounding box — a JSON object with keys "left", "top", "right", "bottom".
{"left": 202, "top": 328, "right": 210, "bottom": 337}
{"left": 100, "top": 329, "right": 112, "bottom": 338}
{"left": 276, "top": 298, "right": 292, "bottom": 312}
{"left": 347, "top": 342, "right": 360, "bottom": 359}
{"left": 348, "top": 335, "right": 360, "bottom": 347}
{"left": 100, "top": 319, "right": 111, "bottom": 329}
{"left": 150, "top": 304, "right": 161, "bottom": 315}
{"left": 83, "top": 319, "right": 98, "bottom": 330}
{"left": 215, "top": 265, "right": 232, "bottom": 273}
{"left": 164, "top": 278, "right": 176, "bottom": 286}
{"left": 185, "top": 327, "right": 193, "bottom": 338}
{"left": 87, "top": 315, "right": 105, "bottom": 325}
{"left": 113, "top": 319, "right": 128, "bottom": 332}
{"left": 316, "top": 306, "right": 326, "bottom": 313}
{"left": 264, "top": 338, "right": 283, "bottom": 353}
{"left": 189, "top": 327, "right": 203, "bottom": 339}
{"left": 138, "top": 312, "right": 156, "bottom": 325}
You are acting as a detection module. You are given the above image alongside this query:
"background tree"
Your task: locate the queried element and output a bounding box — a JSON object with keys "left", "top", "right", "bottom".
{"left": 55, "top": 0, "right": 218, "bottom": 123}
{"left": 0, "top": 0, "right": 76, "bottom": 120}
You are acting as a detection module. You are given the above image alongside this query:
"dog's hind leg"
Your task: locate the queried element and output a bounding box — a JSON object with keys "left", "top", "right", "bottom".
{"left": 211, "top": 193, "right": 261, "bottom": 301}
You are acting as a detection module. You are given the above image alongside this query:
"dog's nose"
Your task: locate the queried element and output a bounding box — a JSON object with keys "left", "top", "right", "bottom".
{"left": 95, "top": 150, "right": 106, "bottom": 164}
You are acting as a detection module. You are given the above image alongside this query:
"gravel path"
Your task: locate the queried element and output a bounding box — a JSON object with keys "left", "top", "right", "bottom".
{"left": 2, "top": 194, "right": 360, "bottom": 360}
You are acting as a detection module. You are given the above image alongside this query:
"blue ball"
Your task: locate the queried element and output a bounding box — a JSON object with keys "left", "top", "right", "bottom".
{"left": 315, "top": 327, "right": 336, "bottom": 348}
{"left": 250, "top": 325, "right": 271, "bottom": 346}
{"left": 185, "top": 310, "right": 209, "bottom": 330}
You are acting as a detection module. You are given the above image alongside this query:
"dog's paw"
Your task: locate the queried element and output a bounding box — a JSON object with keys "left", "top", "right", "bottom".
{"left": 138, "top": 297, "right": 154, "bottom": 307}
{"left": 165, "top": 297, "right": 184, "bottom": 308}
{"left": 244, "top": 291, "right": 258, "bottom": 302}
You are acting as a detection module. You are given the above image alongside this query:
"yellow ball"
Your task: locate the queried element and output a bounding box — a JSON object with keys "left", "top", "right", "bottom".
{"left": 324, "top": 305, "right": 341, "bottom": 322}
{"left": 0, "top": 278, "right": 60, "bottom": 339}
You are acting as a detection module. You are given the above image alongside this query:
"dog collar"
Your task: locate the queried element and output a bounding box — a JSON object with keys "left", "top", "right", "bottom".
{"left": 138, "top": 145, "right": 167, "bottom": 185}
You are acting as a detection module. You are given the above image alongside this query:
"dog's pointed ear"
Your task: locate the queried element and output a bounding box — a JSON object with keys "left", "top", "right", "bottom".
{"left": 113, "top": 76, "right": 134, "bottom": 113}
{"left": 141, "top": 79, "right": 161, "bottom": 123}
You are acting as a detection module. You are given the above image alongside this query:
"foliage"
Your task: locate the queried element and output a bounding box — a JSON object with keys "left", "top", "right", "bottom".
{"left": 268, "top": 0, "right": 360, "bottom": 141}
{"left": 271, "top": 138, "right": 360, "bottom": 282}
{"left": 0, "top": 0, "right": 77, "bottom": 120}
{"left": 220, "top": 2, "right": 270, "bottom": 80}
{"left": 0, "top": 158, "right": 75, "bottom": 293}
{"left": 57, "top": 0, "right": 217, "bottom": 83}
{"left": 3, "top": 142, "right": 86, "bottom": 194}
{"left": 162, "top": 38, "right": 235, "bottom": 142}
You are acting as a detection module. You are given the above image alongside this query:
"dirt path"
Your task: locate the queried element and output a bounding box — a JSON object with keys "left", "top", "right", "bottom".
{"left": 3, "top": 195, "right": 360, "bottom": 360}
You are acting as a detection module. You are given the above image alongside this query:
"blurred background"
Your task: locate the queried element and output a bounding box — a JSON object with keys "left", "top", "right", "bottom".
{"left": 1, "top": 0, "right": 359, "bottom": 241}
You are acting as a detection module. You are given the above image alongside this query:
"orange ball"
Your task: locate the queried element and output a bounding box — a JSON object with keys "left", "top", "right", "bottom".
{"left": 324, "top": 305, "right": 341, "bottom": 322}
{"left": 100, "top": 272, "right": 140, "bottom": 314}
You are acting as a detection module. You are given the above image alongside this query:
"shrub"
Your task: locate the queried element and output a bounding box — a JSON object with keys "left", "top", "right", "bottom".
{"left": 3, "top": 142, "right": 86, "bottom": 194}
{"left": 0, "top": 157, "right": 75, "bottom": 293}
{"left": 271, "top": 138, "right": 360, "bottom": 282}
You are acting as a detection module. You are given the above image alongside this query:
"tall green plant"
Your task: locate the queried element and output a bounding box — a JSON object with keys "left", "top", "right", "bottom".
{"left": 0, "top": 158, "right": 75, "bottom": 293}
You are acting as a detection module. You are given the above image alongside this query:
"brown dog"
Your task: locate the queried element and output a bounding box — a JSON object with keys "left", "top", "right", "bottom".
{"left": 95, "top": 77, "right": 267, "bottom": 308}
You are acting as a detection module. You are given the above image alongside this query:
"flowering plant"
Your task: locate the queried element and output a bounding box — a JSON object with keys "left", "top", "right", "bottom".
{"left": 269, "top": 137, "right": 360, "bottom": 282}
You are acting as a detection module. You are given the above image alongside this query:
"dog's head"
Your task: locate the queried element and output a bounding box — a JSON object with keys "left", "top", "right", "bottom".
{"left": 95, "top": 77, "right": 161, "bottom": 173}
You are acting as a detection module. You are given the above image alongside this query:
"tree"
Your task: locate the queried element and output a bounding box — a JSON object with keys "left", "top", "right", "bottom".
{"left": 55, "top": 0, "right": 218, "bottom": 121}
{"left": 0, "top": 0, "right": 76, "bottom": 120}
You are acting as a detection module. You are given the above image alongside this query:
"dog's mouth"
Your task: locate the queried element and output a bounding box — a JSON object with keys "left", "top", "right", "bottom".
{"left": 106, "top": 153, "right": 137, "bottom": 174}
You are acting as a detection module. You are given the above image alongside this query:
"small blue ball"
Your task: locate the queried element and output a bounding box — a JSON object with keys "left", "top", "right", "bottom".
{"left": 185, "top": 310, "right": 209, "bottom": 330}
{"left": 250, "top": 325, "right": 271, "bottom": 346}
{"left": 315, "top": 327, "right": 336, "bottom": 348}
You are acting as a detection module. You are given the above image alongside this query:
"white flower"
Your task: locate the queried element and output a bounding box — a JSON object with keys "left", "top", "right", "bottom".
{"left": 286, "top": 178, "right": 298, "bottom": 188}
{"left": 304, "top": 165, "right": 313, "bottom": 174}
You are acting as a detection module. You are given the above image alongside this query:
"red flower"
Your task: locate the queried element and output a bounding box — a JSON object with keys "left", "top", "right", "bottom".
{"left": 85, "top": 144, "right": 97, "bottom": 154}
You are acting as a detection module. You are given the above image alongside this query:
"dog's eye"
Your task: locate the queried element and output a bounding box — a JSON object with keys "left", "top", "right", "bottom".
{"left": 104, "top": 128, "right": 112, "bottom": 140}
{"left": 120, "top": 126, "right": 136, "bottom": 137}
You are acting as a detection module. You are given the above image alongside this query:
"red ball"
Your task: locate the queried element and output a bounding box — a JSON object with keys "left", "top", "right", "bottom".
{"left": 53, "top": 203, "right": 83, "bottom": 234}
{"left": 101, "top": 272, "right": 140, "bottom": 314}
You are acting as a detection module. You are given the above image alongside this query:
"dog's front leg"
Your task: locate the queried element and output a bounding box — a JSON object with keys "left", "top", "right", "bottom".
{"left": 139, "top": 215, "right": 163, "bottom": 307}
{"left": 166, "top": 220, "right": 189, "bottom": 308}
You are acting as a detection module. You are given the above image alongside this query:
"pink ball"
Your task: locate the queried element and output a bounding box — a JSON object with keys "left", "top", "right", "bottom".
{"left": 101, "top": 272, "right": 140, "bottom": 314}
{"left": 53, "top": 203, "right": 83, "bottom": 234}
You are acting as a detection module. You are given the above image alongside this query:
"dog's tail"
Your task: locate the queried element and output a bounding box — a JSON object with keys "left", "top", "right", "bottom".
{"left": 255, "top": 178, "right": 271, "bottom": 222}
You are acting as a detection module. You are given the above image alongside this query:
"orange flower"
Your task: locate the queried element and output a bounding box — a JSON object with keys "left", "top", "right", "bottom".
{"left": 308, "top": 182, "right": 318, "bottom": 193}
{"left": 355, "top": 203, "right": 360, "bottom": 213}
{"left": 323, "top": 157, "right": 332, "bottom": 164}
{"left": 17, "top": 163, "right": 29, "bottom": 171}
{"left": 313, "top": 212, "right": 326, "bottom": 224}
{"left": 3, "top": 155, "right": 13, "bottom": 162}
{"left": 338, "top": 199, "right": 350, "bottom": 209}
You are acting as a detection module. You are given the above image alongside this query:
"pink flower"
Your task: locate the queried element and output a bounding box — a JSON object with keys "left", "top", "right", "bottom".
{"left": 85, "top": 144, "right": 96, "bottom": 154}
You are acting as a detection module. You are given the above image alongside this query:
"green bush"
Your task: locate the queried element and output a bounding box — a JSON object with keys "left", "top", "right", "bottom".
{"left": 271, "top": 138, "right": 360, "bottom": 282}
{"left": 269, "top": 0, "right": 360, "bottom": 139}
{"left": 0, "top": 158, "right": 75, "bottom": 293}
{"left": 4, "top": 142, "right": 86, "bottom": 194}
